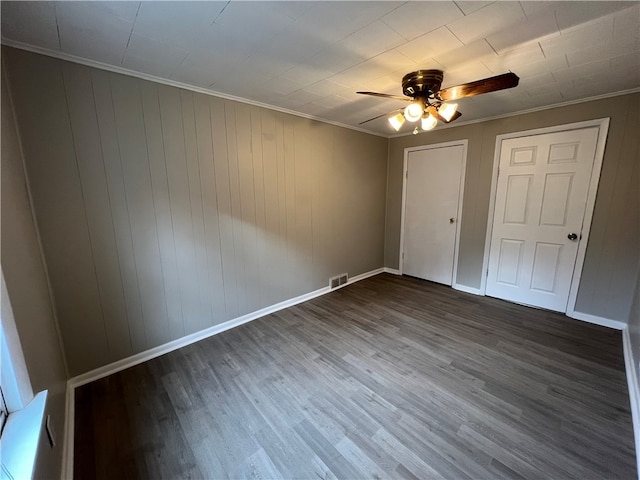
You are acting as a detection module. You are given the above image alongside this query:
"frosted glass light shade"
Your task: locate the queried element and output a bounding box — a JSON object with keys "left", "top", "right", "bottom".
{"left": 404, "top": 102, "right": 423, "bottom": 122}
{"left": 438, "top": 102, "right": 458, "bottom": 121}
{"left": 421, "top": 113, "right": 437, "bottom": 131}
{"left": 388, "top": 113, "right": 405, "bottom": 131}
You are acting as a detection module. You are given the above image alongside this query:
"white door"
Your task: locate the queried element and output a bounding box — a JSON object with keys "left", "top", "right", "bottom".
{"left": 402, "top": 144, "right": 465, "bottom": 285}
{"left": 486, "top": 127, "right": 599, "bottom": 312}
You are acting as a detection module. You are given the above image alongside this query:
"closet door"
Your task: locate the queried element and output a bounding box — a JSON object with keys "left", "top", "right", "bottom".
{"left": 402, "top": 144, "right": 465, "bottom": 285}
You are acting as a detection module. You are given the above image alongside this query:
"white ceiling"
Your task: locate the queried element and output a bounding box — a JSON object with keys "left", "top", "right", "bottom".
{"left": 2, "top": 1, "right": 639, "bottom": 136}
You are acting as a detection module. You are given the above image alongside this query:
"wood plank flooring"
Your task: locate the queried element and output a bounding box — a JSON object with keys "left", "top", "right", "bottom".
{"left": 74, "top": 274, "right": 637, "bottom": 479}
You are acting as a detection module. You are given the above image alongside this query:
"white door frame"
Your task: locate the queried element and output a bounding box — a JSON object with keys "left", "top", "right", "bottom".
{"left": 399, "top": 140, "right": 468, "bottom": 287}
{"left": 480, "top": 118, "right": 610, "bottom": 316}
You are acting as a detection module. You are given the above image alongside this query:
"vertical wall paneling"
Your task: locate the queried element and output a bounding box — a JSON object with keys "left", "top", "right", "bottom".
{"left": 110, "top": 75, "right": 170, "bottom": 348}
{"left": 259, "top": 110, "right": 284, "bottom": 303}
{"left": 2, "top": 72, "right": 68, "bottom": 480}
{"left": 311, "top": 124, "right": 333, "bottom": 289}
{"left": 224, "top": 102, "right": 248, "bottom": 315}
{"left": 139, "top": 83, "right": 184, "bottom": 340}
{"left": 282, "top": 117, "right": 298, "bottom": 298}
{"left": 180, "top": 90, "right": 210, "bottom": 333}
{"left": 275, "top": 114, "right": 290, "bottom": 301}
{"left": 4, "top": 47, "right": 388, "bottom": 375}
{"left": 193, "top": 93, "right": 226, "bottom": 322}
{"left": 156, "top": 85, "right": 200, "bottom": 335}
{"left": 332, "top": 130, "right": 352, "bottom": 272}
{"left": 209, "top": 97, "right": 238, "bottom": 320}
{"left": 358, "top": 134, "right": 387, "bottom": 273}
{"left": 235, "top": 103, "right": 260, "bottom": 314}
{"left": 574, "top": 101, "right": 640, "bottom": 317}
{"left": 92, "top": 70, "right": 147, "bottom": 355}
{"left": 294, "top": 119, "right": 314, "bottom": 294}
{"left": 62, "top": 64, "right": 132, "bottom": 362}
{"left": 462, "top": 129, "right": 485, "bottom": 288}
{"left": 250, "top": 106, "right": 268, "bottom": 309}
{"left": 6, "top": 53, "right": 110, "bottom": 373}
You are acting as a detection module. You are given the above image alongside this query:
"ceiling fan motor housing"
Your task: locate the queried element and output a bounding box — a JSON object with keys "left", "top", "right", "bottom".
{"left": 402, "top": 70, "right": 444, "bottom": 98}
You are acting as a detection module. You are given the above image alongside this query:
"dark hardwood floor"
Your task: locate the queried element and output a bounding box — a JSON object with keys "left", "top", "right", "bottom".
{"left": 74, "top": 274, "right": 637, "bottom": 479}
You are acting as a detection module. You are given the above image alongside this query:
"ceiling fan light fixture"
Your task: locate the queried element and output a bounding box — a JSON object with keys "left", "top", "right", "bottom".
{"left": 404, "top": 102, "right": 423, "bottom": 122}
{"left": 358, "top": 70, "right": 519, "bottom": 131}
{"left": 388, "top": 113, "right": 405, "bottom": 131}
{"left": 438, "top": 102, "right": 458, "bottom": 122}
{"left": 421, "top": 113, "right": 437, "bottom": 131}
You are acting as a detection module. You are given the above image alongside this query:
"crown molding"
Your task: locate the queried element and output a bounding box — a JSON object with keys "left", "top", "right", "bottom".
{"left": 4, "top": 38, "right": 639, "bottom": 141}
{"left": 0, "top": 39, "right": 388, "bottom": 139}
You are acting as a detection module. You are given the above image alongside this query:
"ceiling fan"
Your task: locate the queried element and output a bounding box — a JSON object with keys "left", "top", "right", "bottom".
{"left": 357, "top": 69, "right": 519, "bottom": 133}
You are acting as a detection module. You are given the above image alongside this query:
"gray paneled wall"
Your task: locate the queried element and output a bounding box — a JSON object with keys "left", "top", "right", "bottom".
{"left": 1, "top": 73, "right": 68, "bottom": 479}
{"left": 386, "top": 93, "right": 640, "bottom": 322}
{"left": 4, "top": 48, "right": 387, "bottom": 376}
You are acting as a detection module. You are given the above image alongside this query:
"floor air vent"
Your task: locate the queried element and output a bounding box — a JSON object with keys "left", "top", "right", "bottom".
{"left": 330, "top": 273, "right": 349, "bottom": 289}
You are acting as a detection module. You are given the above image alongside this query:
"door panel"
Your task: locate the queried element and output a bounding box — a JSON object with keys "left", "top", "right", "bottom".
{"left": 539, "top": 173, "right": 573, "bottom": 226}
{"left": 402, "top": 145, "right": 464, "bottom": 285}
{"left": 486, "top": 127, "right": 599, "bottom": 312}
{"left": 530, "top": 242, "right": 563, "bottom": 292}
{"left": 503, "top": 175, "right": 532, "bottom": 224}
{"left": 496, "top": 239, "right": 524, "bottom": 285}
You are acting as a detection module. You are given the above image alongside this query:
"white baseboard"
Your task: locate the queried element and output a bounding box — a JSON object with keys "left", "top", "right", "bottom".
{"left": 453, "top": 283, "right": 482, "bottom": 295}
{"left": 348, "top": 267, "right": 384, "bottom": 283}
{"left": 622, "top": 328, "right": 640, "bottom": 479}
{"left": 383, "top": 267, "right": 401, "bottom": 275}
{"left": 60, "top": 266, "right": 385, "bottom": 480}
{"left": 568, "top": 311, "right": 626, "bottom": 330}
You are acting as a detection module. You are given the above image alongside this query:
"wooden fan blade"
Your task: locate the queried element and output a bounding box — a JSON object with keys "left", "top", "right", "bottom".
{"left": 359, "top": 108, "right": 403, "bottom": 125}
{"left": 437, "top": 72, "right": 519, "bottom": 101}
{"left": 357, "top": 91, "right": 411, "bottom": 102}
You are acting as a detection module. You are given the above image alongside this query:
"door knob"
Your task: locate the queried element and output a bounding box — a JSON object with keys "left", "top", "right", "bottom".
{"left": 567, "top": 233, "right": 578, "bottom": 241}
{"left": 449, "top": 218, "right": 456, "bottom": 223}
